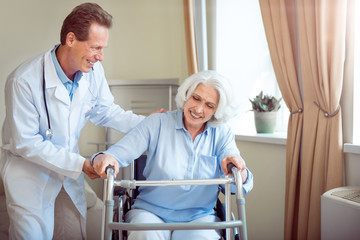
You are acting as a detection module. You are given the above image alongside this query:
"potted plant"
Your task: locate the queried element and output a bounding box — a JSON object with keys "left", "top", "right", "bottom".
{"left": 250, "top": 91, "right": 282, "bottom": 133}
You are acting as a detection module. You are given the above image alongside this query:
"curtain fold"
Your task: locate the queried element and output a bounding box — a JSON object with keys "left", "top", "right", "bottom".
{"left": 296, "top": 0, "right": 346, "bottom": 239}
{"left": 183, "top": 0, "right": 199, "bottom": 75}
{"left": 259, "top": 1, "right": 303, "bottom": 238}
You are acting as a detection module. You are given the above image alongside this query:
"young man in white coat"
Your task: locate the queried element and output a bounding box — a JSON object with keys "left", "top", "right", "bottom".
{"left": 0, "top": 3, "right": 160, "bottom": 240}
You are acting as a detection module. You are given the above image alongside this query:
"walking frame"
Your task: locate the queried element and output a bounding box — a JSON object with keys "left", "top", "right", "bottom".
{"left": 101, "top": 164, "right": 247, "bottom": 240}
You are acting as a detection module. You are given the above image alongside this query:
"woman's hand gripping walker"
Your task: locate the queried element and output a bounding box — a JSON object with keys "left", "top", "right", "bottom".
{"left": 93, "top": 153, "right": 119, "bottom": 179}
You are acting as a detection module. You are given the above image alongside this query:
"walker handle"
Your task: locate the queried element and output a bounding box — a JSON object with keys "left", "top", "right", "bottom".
{"left": 227, "top": 163, "right": 236, "bottom": 174}
{"left": 105, "top": 165, "right": 115, "bottom": 175}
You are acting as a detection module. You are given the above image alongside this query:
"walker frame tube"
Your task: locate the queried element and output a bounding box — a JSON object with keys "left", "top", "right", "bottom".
{"left": 102, "top": 166, "right": 247, "bottom": 240}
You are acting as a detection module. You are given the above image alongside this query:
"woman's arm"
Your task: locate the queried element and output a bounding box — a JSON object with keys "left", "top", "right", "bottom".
{"left": 91, "top": 113, "right": 162, "bottom": 178}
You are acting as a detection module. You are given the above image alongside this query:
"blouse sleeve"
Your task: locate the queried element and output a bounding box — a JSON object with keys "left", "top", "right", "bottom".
{"left": 216, "top": 125, "right": 254, "bottom": 194}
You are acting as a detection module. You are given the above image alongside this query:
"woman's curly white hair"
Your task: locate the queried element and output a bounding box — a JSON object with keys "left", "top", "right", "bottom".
{"left": 175, "top": 70, "right": 239, "bottom": 126}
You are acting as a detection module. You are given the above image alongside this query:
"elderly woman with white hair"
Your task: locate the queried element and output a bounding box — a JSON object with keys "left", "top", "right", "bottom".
{"left": 92, "top": 70, "right": 253, "bottom": 240}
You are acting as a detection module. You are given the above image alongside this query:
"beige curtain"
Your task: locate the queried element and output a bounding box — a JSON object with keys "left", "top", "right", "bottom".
{"left": 297, "top": 0, "right": 346, "bottom": 239}
{"left": 259, "top": 0, "right": 303, "bottom": 239}
{"left": 261, "top": 0, "right": 348, "bottom": 239}
{"left": 183, "top": 0, "right": 199, "bottom": 75}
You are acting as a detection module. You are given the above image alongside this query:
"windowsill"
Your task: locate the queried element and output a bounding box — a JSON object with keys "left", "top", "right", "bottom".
{"left": 235, "top": 132, "right": 287, "bottom": 145}
{"left": 344, "top": 143, "right": 360, "bottom": 154}
{"left": 234, "top": 134, "right": 360, "bottom": 154}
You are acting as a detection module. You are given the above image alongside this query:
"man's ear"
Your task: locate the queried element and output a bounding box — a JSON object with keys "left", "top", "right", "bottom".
{"left": 66, "top": 32, "right": 76, "bottom": 46}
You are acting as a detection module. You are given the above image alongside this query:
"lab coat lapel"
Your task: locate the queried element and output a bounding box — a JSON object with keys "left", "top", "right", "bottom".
{"left": 43, "top": 51, "right": 70, "bottom": 106}
{"left": 71, "top": 74, "right": 89, "bottom": 110}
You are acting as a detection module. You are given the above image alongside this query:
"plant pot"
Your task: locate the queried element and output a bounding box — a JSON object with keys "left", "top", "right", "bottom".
{"left": 254, "top": 111, "right": 277, "bottom": 133}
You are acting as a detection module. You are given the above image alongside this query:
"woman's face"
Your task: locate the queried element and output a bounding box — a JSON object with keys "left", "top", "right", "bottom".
{"left": 183, "top": 83, "right": 219, "bottom": 130}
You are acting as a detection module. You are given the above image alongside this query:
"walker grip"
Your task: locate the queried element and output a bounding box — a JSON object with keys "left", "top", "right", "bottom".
{"left": 105, "top": 165, "right": 115, "bottom": 175}
{"left": 227, "top": 163, "right": 236, "bottom": 173}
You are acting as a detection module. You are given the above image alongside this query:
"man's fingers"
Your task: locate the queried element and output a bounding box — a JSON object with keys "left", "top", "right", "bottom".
{"left": 89, "top": 173, "right": 100, "bottom": 179}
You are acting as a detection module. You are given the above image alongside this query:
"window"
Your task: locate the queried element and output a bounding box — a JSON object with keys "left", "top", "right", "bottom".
{"left": 215, "top": 0, "right": 288, "bottom": 135}
{"left": 353, "top": 0, "right": 360, "bottom": 144}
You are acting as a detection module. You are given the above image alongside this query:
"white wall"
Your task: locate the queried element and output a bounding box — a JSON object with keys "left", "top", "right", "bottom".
{"left": 236, "top": 140, "right": 286, "bottom": 240}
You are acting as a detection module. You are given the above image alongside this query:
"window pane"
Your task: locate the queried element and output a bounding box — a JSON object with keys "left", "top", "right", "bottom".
{"left": 353, "top": 0, "right": 360, "bottom": 144}
{"left": 216, "top": 0, "right": 288, "bottom": 134}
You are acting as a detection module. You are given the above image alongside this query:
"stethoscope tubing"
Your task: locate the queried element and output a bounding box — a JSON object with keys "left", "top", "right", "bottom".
{"left": 43, "top": 58, "right": 52, "bottom": 139}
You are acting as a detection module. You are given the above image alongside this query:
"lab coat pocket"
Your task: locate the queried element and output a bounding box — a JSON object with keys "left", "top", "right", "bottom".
{"left": 198, "top": 155, "right": 218, "bottom": 179}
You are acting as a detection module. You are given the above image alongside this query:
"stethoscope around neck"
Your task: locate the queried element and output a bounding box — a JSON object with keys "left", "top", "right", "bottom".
{"left": 42, "top": 58, "right": 97, "bottom": 140}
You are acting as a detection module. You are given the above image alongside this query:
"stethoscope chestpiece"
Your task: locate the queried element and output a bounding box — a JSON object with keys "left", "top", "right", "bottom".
{"left": 45, "top": 129, "right": 53, "bottom": 140}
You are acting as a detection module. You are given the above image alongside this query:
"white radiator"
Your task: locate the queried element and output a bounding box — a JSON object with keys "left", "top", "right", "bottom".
{"left": 321, "top": 186, "right": 360, "bottom": 240}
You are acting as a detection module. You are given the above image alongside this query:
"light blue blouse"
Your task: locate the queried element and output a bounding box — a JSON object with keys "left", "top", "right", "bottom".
{"left": 104, "top": 110, "right": 253, "bottom": 222}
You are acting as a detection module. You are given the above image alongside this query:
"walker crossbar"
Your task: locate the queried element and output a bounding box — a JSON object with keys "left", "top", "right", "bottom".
{"left": 108, "top": 220, "right": 244, "bottom": 231}
{"left": 114, "top": 178, "right": 235, "bottom": 189}
{"left": 101, "top": 165, "right": 247, "bottom": 240}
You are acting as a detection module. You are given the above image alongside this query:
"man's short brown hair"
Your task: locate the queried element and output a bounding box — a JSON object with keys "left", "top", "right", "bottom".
{"left": 60, "top": 2, "right": 112, "bottom": 45}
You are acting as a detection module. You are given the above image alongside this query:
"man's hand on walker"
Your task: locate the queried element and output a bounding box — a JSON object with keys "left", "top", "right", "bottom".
{"left": 83, "top": 159, "right": 100, "bottom": 179}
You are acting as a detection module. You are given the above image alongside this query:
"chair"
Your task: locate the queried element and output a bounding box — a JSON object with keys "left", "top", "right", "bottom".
{"left": 101, "top": 157, "right": 247, "bottom": 240}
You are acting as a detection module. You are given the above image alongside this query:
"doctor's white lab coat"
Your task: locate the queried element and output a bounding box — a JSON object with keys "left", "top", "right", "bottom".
{"left": 0, "top": 47, "right": 144, "bottom": 237}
